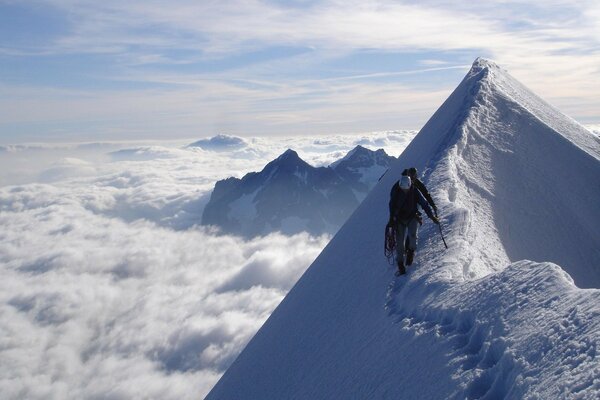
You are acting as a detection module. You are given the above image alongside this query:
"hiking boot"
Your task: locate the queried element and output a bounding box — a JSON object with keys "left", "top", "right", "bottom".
{"left": 396, "top": 261, "right": 406, "bottom": 276}
{"left": 406, "top": 249, "right": 414, "bottom": 266}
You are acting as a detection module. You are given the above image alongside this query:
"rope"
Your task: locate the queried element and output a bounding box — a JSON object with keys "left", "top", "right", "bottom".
{"left": 384, "top": 224, "right": 396, "bottom": 265}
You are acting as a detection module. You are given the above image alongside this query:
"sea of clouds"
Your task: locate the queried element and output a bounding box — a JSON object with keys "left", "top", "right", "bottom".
{"left": 0, "top": 131, "right": 415, "bottom": 399}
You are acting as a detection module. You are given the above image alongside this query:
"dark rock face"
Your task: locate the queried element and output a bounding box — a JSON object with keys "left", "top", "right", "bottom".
{"left": 202, "top": 147, "right": 397, "bottom": 237}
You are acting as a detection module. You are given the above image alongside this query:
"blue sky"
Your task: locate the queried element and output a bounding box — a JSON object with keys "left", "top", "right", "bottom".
{"left": 1, "top": 0, "right": 599, "bottom": 143}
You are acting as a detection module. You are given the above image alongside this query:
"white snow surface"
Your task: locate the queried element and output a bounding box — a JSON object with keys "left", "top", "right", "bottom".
{"left": 227, "top": 189, "right": 259, "bottom": 222}
{"left": 206, "top": 59, "right": 600, "bottom": 399}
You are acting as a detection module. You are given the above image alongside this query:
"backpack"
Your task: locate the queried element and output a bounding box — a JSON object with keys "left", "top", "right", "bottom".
{"left": 391, "top": 183, "right": 417, "bottom": 224}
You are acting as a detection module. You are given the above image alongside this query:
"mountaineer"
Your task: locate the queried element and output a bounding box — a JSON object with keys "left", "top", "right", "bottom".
{"left": 388, "top": 174, "right": 439, "bottom": 275}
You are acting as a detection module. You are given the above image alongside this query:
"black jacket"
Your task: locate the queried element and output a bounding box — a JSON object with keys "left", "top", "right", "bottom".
{"left": 389, "top": 182, "right": 435, "bottom": 225}
{"left": 402, "top": 169, "right": 437, "bottom": 213}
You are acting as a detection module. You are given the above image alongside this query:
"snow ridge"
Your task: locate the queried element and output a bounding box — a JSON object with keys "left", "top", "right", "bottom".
{"left": 386, "top": 260, "right": 600, "bottom": 398}
{"left": 206, "top": 59, "right": 600, "bottom": 400}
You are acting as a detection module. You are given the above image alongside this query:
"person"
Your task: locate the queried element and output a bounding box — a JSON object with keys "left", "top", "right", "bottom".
{"left": 388, "top": 175, "right": 439, "bottom": 275}
{"left": 402, "top": 167, "right": 437, "bottom": 216}
{"left": 401, "top": 167, "right": 438, "bottom": 251}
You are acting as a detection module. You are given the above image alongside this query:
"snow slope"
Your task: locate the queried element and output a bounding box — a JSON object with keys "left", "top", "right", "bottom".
{"left": 205, "top": 59, "right": 600, "bottom": 399}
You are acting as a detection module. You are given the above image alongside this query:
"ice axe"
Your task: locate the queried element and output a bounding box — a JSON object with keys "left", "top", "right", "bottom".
{"left": 437, "top": 219, "right": 448, "bottom": 249}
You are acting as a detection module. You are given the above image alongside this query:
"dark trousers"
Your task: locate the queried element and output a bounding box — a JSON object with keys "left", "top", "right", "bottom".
{"left": 395, "top": 218, "right": 419, "bottom": 264}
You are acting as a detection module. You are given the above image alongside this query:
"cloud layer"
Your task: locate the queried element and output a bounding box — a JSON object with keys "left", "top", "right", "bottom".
{"left": 0, "top": 132, "right": 413, "bottom": 399}
{"left": 0, "top": 209, "right": 326, "bottom": 398}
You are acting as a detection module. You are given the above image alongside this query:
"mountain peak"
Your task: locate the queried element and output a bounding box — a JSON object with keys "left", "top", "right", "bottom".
{"left": 329, "top": 145, "right": 367, "bottom": 168}
{"left": 351, "top": 145, "right": 388, "bottom": 158}
{"left": 278, "top": 148, "right": 300, "bottom": 160}
{"left": 349, "top": 144, "right": 370, "bottom": 156}
{"left": 269, "top": 149, "right": 308, "bottom": 170}
{"left": 330, "top": 145, "right": 393, "bottom": 169}
{"left": 206, "top": 58, "right": 600, "bottom": 399}
{"left": 472, "top": 57, "right": 499, "bottom": 70}
{"left": 466, "top": 57, "right": 505, "bottom": 84}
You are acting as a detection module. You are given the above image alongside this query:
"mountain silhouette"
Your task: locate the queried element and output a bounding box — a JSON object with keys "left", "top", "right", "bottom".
{"left": 202, "top": 146, "right": 396, "bottom": 236}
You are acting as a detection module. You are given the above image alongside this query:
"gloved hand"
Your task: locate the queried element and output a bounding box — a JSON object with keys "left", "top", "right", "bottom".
{"left": 431, "top": 216, "right": 440, "bottom": 225}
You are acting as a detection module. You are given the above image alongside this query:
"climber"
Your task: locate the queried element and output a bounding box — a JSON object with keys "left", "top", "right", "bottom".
{"left": 388, "top": 175, "right": 439, "bottom": 275}
{"left": 402, "top": 167, "right": 437, "bottom": 216}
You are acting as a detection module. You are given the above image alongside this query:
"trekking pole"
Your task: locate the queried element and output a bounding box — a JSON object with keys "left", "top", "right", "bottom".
{"left": 438, "top": 220, "right": 448, "bottom": 249}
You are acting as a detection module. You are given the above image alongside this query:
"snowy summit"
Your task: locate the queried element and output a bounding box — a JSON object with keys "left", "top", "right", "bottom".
{"left": 206, "top": 58, "right": 600, "bottom": 399}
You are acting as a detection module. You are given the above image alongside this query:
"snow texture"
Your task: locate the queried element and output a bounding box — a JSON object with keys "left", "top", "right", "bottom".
{"left": 206, "top": 59, "right": 600, "bottom": 399}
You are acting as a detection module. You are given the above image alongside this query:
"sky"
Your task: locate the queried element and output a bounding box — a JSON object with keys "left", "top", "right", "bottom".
{"left": 1, "top": 0, "right": 599, "bottom": 144}
{"left": 0, "top": 131, "right": 415, "bottom": 399}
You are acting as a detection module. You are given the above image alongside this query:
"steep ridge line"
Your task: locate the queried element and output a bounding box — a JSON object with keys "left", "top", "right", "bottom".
{"left": 404, "top": 58, "right": 600, "bottom": 287}
{"left": 205, "top": 58, "right": 599, "bottom": 400}
{"left": 386, "top": 60, "right": 600, "bottom": 398}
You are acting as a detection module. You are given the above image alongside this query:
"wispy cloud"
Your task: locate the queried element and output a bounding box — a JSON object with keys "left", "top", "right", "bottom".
{"left": 1, "top": 0, "right": 598, "bottom": 141}
{"left": 0, "top": 75, "right": 443, "bottom": 142}
{"left": 26, "top": 1, "right": 597, "bottom": 57}
{"left": 312, "top": 65, "right": 471, "bottom": 82}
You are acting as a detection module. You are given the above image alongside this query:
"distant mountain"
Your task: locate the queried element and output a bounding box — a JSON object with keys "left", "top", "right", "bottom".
{"left": 187, "top": 134, "right": 247, "bottom": 151}
{"left": 202, "top": 146, "right": 396, "bottom": 237}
